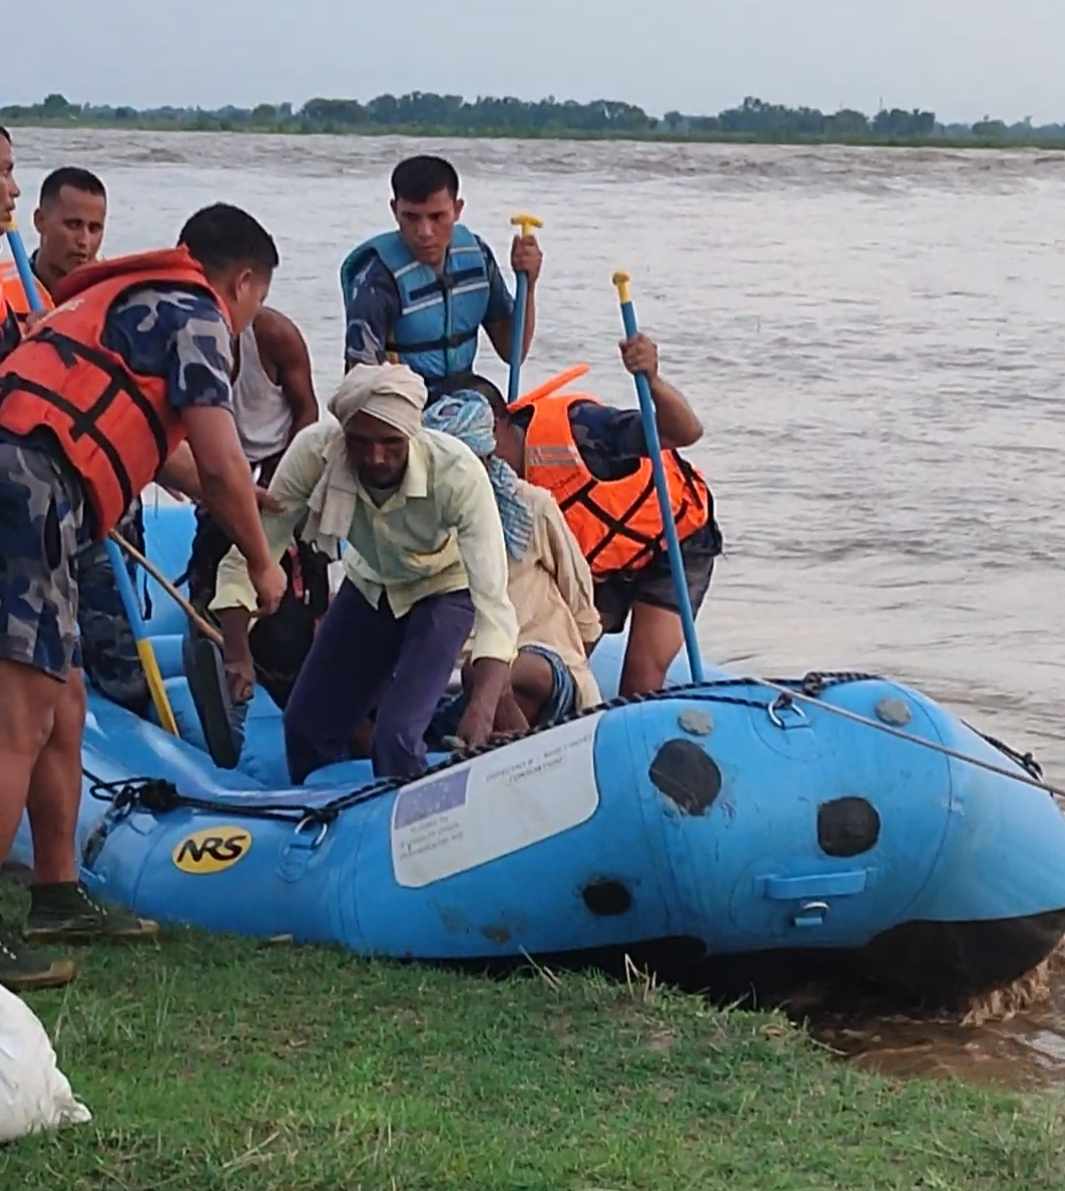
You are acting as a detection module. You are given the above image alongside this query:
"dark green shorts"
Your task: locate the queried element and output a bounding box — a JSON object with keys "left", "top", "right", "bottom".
{"left": 594, "top": 517, "right": 723, "bottom": 633}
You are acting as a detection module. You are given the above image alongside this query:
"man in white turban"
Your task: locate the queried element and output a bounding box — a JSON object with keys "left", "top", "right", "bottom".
{"left": 212, "top": 363, "right": 518, "bottom": 781}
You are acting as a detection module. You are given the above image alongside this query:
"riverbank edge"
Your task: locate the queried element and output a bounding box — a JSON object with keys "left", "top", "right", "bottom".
{"left": 6, "top": 117, "right": 1065, "bottom": 153}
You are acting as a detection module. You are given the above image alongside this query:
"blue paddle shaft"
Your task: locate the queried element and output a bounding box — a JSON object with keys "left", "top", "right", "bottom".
{"left": 507, "top": 271, "right": 529, "bottom": 404}
{"left": 3, "top": 228, "right": 46, "bottom": 313}
{"left": 618, "top": 298, "right": 705, "bottom": 683}
{"left": 104, "top": 538, "right": 148, "bottom": 641}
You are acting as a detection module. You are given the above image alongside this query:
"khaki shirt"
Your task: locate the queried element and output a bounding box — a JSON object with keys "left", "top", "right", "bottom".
{"left": 504, "top": 480, "right": 602, "bottom": 710}
{"left": 212, "top": 422, "right": 519, "bottom": 662}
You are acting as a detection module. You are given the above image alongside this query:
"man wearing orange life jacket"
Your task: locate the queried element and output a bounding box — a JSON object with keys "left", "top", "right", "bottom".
{"left": 0, "top": 163, "right": 158, "bottom": 715}
{"left": 0, "top": 166, "right": 107, "bottom": 326}
{"left": 494, "top": 333, "right": 723, "bottom": 697}
{"left": 0, "top": 201, "right": 287, "bottom": 993}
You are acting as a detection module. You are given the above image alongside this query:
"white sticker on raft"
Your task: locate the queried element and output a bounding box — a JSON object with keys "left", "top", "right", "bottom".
{"left": 391, "top": 712, "right": 604, "bottom": 888}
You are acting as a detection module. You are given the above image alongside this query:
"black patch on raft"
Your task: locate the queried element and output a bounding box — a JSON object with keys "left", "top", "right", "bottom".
{"left": 861, "top": 908, "right": 1065, "bottom": 1000}
{"left": 818, "top": 797, "right": 880, "bottom": 857}
{"left": 583, "top": 880, "right": 633, "bottom": 917}
{"left": 649, "top": 740, "right": 721, "bottom": 815}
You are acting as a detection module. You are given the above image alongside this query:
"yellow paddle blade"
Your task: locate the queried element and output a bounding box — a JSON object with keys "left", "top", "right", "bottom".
{"left": 510, "top": 212, "right": 544, "bottom": 238}
{"left": 136, "top": 639, "right": 179, "bottom": 736}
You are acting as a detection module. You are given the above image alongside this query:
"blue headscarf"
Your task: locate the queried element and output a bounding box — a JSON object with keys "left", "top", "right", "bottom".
{"left": 423, "top": 392, "right": 533, "bottom": 561}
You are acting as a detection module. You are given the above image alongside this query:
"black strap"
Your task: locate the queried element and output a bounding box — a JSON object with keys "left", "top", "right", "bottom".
{"left": 406, "top": 265, "right": 486, "bottom": 304}
{"left": 559, "top": 470, "right": 667, "bottom": 570}
{"left": 0, "top": 372, "right": 135, "bottom": 511}
{"left": 557, "top": 447, "right": 708, "bottom": 571}
{"left": 33, "top": 328, "right": 169, "bottom": 469}
{"left": 386, "top": 323, "right": 481, "bottom": 355}
{"left": 671, "top": 448, "right": 709, "bottom": 512}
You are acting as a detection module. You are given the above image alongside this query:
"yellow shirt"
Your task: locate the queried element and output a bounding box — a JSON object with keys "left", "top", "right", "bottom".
{"left": 508, "top": 480, "right": 603, "bottom": 710}
{"left": 212, "top": 422, "right": 519, "bottom": 663}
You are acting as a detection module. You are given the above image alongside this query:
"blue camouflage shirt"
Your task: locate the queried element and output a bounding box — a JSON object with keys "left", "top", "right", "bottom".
{"left": 102, "top": 285, "right": 235, "bottom": 411}
{"left": 344, "top": 236, "right": 515, "bottom": 370}
{"left": 513, "top": 401, "right": 648, "bottom": 482}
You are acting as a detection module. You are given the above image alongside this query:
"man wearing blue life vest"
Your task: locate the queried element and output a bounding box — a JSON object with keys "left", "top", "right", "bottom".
{"left": 340, "top": 155, "right": 542, "bottom": 397}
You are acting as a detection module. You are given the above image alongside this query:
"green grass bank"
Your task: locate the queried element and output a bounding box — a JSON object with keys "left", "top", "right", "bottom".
{"left": 1, "top": 878, "right": 1062, "bottom": 1190}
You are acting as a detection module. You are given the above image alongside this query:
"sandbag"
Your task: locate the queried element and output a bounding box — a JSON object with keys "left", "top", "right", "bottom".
{"left": 0, "top": 986, "right": 91, "bottom": 1142}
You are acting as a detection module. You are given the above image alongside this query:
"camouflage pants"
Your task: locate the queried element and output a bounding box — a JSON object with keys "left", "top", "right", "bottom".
{"left": 0, "top": 437, "right": 87, "bottom": 680}
{"left": 0, "top": 434, "right": 146, "bottom": 709}
{"left": 77, "top": 500, "right": 147, "bottom": 714}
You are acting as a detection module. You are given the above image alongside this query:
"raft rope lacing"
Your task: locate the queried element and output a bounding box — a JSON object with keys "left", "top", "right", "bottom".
{"left": 83, "top": 670, "right": 1064, "bottom": 835}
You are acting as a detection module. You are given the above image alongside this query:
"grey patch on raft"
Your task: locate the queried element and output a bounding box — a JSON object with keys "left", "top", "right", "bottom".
{"left": 649, "top": 739, "right": 722, "bottom": 815}
{"left": 677, "top": 708, "right": 714, "bottom": 736}
{"left": 875, "top": 697, "right": 912, "bottom": 727}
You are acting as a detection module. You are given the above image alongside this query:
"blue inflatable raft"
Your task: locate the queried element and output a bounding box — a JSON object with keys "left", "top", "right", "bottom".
{"left": 12, "top": 503, "right": 1065, "bottom": 1000}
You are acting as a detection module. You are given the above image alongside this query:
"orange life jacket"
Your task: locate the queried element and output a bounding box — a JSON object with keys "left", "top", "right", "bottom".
{"left": 0, "top": 247, "right": 231, "bottom": 538}
{"left": 0, "top": 259, "right": 55, "bottom": 321}
{"left": 514, "top": 390, "right": 712, "bottom": 577}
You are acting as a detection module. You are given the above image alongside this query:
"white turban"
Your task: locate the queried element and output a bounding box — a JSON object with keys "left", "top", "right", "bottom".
{"left": 328, "top": 363, "right": 426, "bottom": 438}
{"left": 302, "top": 364, "right": 427, "bottom": 554}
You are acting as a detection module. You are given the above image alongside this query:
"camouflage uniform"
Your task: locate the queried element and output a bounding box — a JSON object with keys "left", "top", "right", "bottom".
{"left": 0, "top": 432, "right": 88, "bottom": 680}
{"left": 0, "top": 285, "right": 234, "bottom": 696}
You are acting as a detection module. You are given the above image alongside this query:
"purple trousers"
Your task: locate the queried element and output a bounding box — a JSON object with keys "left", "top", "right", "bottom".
{"left": 284, "top": 580, "right": 475, "bottom": 782}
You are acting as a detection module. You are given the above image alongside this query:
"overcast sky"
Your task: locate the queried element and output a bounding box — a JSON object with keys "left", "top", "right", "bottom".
{"left": 5, "top": 0, "right": 1063, "bottom": 125}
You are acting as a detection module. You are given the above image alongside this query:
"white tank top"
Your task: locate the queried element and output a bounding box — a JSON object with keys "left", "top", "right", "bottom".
{"left": 231, "top": 322, "right": 292, "bottom": 464}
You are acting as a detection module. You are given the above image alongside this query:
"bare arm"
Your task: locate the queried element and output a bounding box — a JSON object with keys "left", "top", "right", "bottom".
{"left": 180, "top": 406, "right": 285, "bottom": 613}
{"left": 620, "top": 334, "right": 702, "bottom": 450}
{"left": 460, "top": 658, "right": 514, "bottom": 746}
{"left": 217, "top": 606, "right": 256, "bottom": 702}
{"left": 157, "top": 441, "right": 282, "bottom": 513}
{"left": 212, "top": 422, "right": 331, "bottom": 698}
{"left": 156, "top": 441, "right": 203, "bottom": 501}
{"left": 447, "top": 453, "right": 520, "bottom": 747}
{"left": 255, "top": 308, "right": 319, "bottom": 440}
{"left": 485, "top": 234, "right": 542, "bottom": 365}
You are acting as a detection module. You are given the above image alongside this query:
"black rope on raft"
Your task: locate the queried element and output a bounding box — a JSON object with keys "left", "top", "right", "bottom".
{"left": 83, "top": 674, "right": 836, "bottom": 826}
{"left": 971, "top": 730, "right": 1044, "bottom": 783}
{"left": 84, "top": 669, "right": 1049, "bottom": 829}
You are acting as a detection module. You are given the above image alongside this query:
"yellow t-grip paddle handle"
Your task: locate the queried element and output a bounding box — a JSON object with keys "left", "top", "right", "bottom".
{"left": 612, "top": 270, "right": 633, "bottom": 305}
{"left": 510, "top": 212, "right": 543, "bottom": 239}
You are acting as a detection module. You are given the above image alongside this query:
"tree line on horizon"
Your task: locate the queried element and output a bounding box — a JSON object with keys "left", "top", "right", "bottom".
{"left": 2, "top": 91, "right": 1059, "bottom": 145}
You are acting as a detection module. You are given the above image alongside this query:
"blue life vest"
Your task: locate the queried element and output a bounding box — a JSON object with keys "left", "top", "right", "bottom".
{"left": 340, "top": 225, "right": 491, "bottom": 384}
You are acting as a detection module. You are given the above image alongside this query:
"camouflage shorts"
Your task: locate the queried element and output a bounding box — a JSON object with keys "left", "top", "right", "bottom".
{"left": 0, "top": 437, "right": 88, "bottom": 680}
